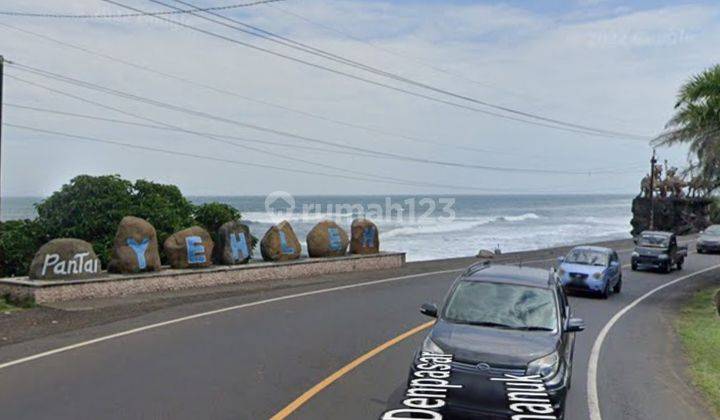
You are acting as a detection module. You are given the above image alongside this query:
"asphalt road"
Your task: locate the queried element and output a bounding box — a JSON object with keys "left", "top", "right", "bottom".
{"left": 0, "top": 240, "right": 718, "bottom": 420}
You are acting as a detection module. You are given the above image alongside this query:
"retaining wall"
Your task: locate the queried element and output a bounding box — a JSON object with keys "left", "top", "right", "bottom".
{"left": 0, "top": 252, "right": 405, "bottom": 304}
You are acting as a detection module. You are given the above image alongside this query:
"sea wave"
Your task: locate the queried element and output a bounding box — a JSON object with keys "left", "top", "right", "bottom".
{"left": 382, "top": 213, "right": 543, "bottom": 238}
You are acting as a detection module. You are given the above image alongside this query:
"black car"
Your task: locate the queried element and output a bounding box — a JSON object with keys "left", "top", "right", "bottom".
{"left": 631, "top": 231, "right": 687, "bottom": 273}
{"left": 409, "top": 264, "right": 584, "bottom": 419}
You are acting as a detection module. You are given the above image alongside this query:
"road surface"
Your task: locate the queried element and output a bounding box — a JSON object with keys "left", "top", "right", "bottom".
{"left": 0, "top": 240, "right": 717, "bottom": 419}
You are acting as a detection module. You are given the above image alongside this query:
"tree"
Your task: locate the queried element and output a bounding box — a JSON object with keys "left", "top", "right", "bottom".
{"left": 36, "top": 175, "right": 134, "bottom": 264}
{"left": 131, "top": 179, "right": 195, "bottom": 248}
{"left": 653, "top": 64, "right": 720, "bottom": 192}
{"left": 193, "top": 202, "right": 241, "bottom": 234}
{"left": 193, "top": 203, "right": 257, "bottom": 249}
{"left": 35, "top": 175, "right": 196, "bottom": 266}
{"left": 0, "top": 220, "right": 48, "bottom": 277}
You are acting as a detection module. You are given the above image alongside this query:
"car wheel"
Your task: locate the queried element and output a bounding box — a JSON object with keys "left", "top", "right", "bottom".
{"left": 677, "top": 259, "right": 683, "bottom": 270}
{"left": 600, "top": 282, "right": 610, "bottom": 299}
{"left": 663, "top": 262, "right": 672, "bottom": 274}
{"left": 631, "top": 262, "right": 638, "bottom": 271}
{"left": 697, "top": 248, "right": 704, "bottom": 254}
{"left": 613, "top": 275, "right": 622, "bottom": 293}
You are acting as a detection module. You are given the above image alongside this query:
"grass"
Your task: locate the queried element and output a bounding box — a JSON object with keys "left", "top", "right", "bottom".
{"left": 0, "top": 296, "right": 20, "bottom": 312}
{"left": 677, "top": 288, "right": 720, "bottom": 416}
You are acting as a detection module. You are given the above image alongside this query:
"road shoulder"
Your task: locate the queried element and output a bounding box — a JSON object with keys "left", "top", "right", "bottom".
{"left": 598, "top": 262, "right": 717, "bottom": 420}
{"left": 677, "top": 283, "right": 720, "bottom": 418}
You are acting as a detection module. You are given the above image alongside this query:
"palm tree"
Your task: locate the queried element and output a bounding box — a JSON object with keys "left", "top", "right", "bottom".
{"left": 653, "top": 64, "right": 720, "bottom": 192}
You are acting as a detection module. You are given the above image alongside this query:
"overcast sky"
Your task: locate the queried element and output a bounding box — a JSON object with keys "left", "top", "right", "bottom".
{"left": 0, "top": 0, "right": 717, "bottom": 196}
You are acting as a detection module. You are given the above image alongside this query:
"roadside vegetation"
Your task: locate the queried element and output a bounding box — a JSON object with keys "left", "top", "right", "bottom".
{"left": 0, "top": 296, "right": 22, "bottom": 312}
{"left": 0, "top": 174, "right": 252, "bottom": 277}
{"left": 677, "top": 288, "right": 720, "bottom": 416}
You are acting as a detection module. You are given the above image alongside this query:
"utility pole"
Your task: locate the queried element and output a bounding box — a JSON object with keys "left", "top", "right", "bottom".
{"left": 0, "top": 55, "right": 4, "bottom": 220}
{"left": 649, "top": 149, "right": 657, "bottom": 230}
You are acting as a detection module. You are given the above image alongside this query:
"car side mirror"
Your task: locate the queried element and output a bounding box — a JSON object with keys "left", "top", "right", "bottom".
{"left": 557, "top": 256, "right": 565, "bottom": 263}
{"left": 420, "top": 303, "right": 438, "bottom": 318}
{"left": 566, "top": 318, "right": 585, "bottom": 333}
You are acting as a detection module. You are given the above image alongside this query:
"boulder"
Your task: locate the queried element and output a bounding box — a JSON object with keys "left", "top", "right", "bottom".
{"left": 215, "top": 221, "right": 254, "bottom": 265}
{"left": 163, "top": 226, "right": 214, "bottom": 269}
{"left": 307, "top": 220, "right": 349, "bottom": 258}
{"left": 108, "top": 216, "right": 162, "bottom": 274}
{"left": 349, "top": 219, "right": 379, "bottom": 254}
{"left": 261, "top": 221, "right": 301, "bottom": 262}
{"left": 477, "top": 249, "right": 495, "bottom": 259}
{"left": 29, "top": 238, "right": 101, "bottom": 280}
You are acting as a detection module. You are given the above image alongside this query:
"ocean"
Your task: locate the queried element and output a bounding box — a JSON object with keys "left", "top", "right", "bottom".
{"left": 1, "top": 195, "right": 632, "bottom": 262}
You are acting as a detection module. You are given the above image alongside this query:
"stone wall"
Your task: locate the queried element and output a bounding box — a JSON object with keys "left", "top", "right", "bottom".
{"left": 630, "top": 196, "right": 712, "bottom": 235}
{"left": 0, "top": 252, "right": 405, "bottom": 304}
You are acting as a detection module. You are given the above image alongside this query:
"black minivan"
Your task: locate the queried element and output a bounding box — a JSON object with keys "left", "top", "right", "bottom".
{"left": 410, "top": 264, "right": 584, "bottom": 419}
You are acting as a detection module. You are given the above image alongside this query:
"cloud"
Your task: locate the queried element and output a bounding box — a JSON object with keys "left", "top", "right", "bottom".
{"left": 0, "top": 0, "right": 716, "bottom": 196}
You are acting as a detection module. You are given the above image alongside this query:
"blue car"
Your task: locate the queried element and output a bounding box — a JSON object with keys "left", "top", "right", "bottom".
{"left": 557, "top": 246, "right": 622, "bottom": 299}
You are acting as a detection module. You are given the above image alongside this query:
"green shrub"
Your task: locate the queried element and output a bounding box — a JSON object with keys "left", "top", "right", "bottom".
{"left": 0, "top": 219, "right": 48, "bottom": 277}
{"left": 2, "top": 175, "right": 256, "bottom": 276}
{"left": 131, "top": 179, "right": 195, "bottom": 249}
{"left": 710, "top": 198, "right": 720, "bottom": 224}
{"left": 193, "top": 203, "right": 257, "bottom": 248}
{"left": 35, "top": 175, "right": 196, "bottom": 266}
{"left": 194, "top": 203, "right": 241, "bottom": 234}
{"left": 36, "top": 175, "right": 134, "bottom": 265}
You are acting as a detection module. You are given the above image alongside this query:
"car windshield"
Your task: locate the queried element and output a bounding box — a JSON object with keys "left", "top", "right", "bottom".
{"left": 443, "top": 281, "right": 557, "bottom": 331}
{"left": 639, "top": 234, "right": 669, "bottom": 248}
{"left": 705, "top": 225, "right": 720, "bottom": 236}
{"left": 564, "top": 249, "right": 608, "bottom": 266}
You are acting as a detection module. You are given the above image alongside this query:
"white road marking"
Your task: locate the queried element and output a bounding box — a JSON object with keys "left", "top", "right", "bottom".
{"left": 0, "top": 242, "right": 686, "bottom": 374}
{"left": 0, "top": 268, "right": 466, "bottom": 371}
{"left": 587, "top": 261, "right": 720, "bottom": 420}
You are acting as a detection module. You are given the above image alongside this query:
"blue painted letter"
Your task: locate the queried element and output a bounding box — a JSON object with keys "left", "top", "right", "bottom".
{"left": 279, "top": 231, "right": 294, "bottom": 254}
{"left": 362, "top": 227, "right": 375, "bottom": 247}
{"left": 127, "top": 237, "right": 150, "bottom": 269}
{"left": 229, "top": 233, "right": 249, "bottom": 262}
{"left": 328, "top": 228, "right": 342, "bottom": 251}
{"left": 186, "top": 236, "right": 206, "bottom": 264}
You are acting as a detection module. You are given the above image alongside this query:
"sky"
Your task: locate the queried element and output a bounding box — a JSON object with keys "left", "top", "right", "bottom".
{"left": 0, "top": 0, "right": 718, "bottom": 196}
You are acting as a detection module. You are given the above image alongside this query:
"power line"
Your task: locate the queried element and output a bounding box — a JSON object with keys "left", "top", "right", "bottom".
{"left": 0, "top": 0, "right": 286, "bottom": 19}
{"left": 4, "top": 103, "right": 370, "bottom": 157}
{"left": 0, "top": 22, "right": 535, "bottom": 158}
{"left": 7, "top": 63, "right": 640, "bottom": 176}
{"left": 99, "top": 0, "right": 650, "bottom": 140}
{"left": 8, "top": 123, "right": 601, "bottom": 193}
{"left": 266, "top": 3, "right": 641, "bottom": 129}
{"left": 154, "top": 0, "right": 652, "bottom": 140}
{"left": 7, "top": 102, "right": 644, "bottom": 175}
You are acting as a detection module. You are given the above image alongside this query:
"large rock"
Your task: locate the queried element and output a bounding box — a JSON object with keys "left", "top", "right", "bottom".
{"left": 215, "top": 221, "right": 254, "bottom": 265}
{"left": 630, "top": 196, "right": 712, "bottom": 235}
{"left": 476, "top": 249, "right": 495, "bottom": 259}
{"left": 307, "top": 220, "right": 349, "bottom": 258}
{"left": 349, "top": 218, "right": 379, "bottom": 254}
{"left": 108, "top": 216, "right": 162, "bottom": 274}
{"left": 261, "top": 221, "right": 301, "bottom": 262}
{"left": 29, "top": 238, "right": 101, "bottom": 280}
{"left": 163, "top": 226, "right": 214, "bottom": 269}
